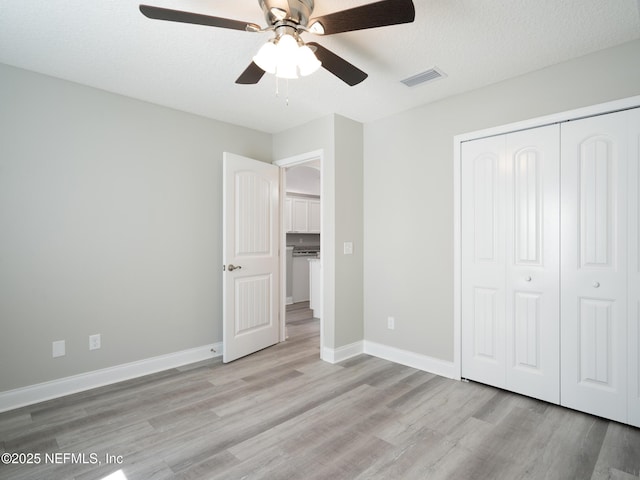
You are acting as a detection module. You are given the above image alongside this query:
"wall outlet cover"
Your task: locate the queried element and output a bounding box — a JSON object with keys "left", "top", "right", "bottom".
{"left": 387, "top": 317, "right": 395, "bottom": 330}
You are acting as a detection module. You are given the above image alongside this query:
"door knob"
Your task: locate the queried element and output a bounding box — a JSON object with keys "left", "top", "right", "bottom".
{"left": 228, "top": 264, "right": 242, "bottom": 272}
{"left": 525, "top": 276, "right": 532, "bottom": 282}
{"left": 593, "top": 281, "right": 600, "bottom": 288}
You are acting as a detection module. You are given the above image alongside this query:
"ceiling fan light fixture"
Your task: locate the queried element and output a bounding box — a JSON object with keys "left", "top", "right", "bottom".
{"left": 277, "top": 34, "right": 298, "bottom": 56}
{"left": 140, "top": 0, "right": 418, "bottom": 87}
{"left": 297, "top": 45, "right": 321, "bottom": 76}
{"left": 254, "top": 33, "right": 321, "bottom": 80}
{"left": 253, "top": 41, "right": 278, "bottom": 74}
{"left": 276, "top": 62, "right": 299, "bottom": 79}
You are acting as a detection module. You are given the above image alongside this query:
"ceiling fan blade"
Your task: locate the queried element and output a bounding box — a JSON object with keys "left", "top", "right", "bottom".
{"left": 236, "top": 62, "right": 266, "bottom": 85}
{"left": 308, "top": 0, "right": 415, "bottom": 35}
{"left": 307, "top": 42, "right": 367, "bottom": 86}
{"left": 139, "top": 5, "right": 259, "bottom": 32}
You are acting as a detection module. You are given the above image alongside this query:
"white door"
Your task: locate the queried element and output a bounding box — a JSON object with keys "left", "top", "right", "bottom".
{"left": 628, "top": 108, "right": 640, "bottom": 428}
{"left": 505, "top": 125, "right": 560, "bottom": 404}
{"left": 223, "top": 153, "right": 280, "bottom": 363}
{"left": 560, "top": 111, "right": 629, "bottom": 423}
{"left": 461, "top": 135, "right": 507, "bottom": 389}
{"left": 461, "top": 127, "right": 560, "bottom": 404}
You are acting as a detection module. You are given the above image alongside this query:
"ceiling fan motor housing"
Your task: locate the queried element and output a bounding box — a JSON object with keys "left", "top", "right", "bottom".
{"left": 259, "top": 0, "right": 314, "bottom": 28}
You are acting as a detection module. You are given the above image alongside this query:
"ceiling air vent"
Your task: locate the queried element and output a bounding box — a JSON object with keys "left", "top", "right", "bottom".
{"left": 401, "top": 67, "right": 447, "bottom": 87}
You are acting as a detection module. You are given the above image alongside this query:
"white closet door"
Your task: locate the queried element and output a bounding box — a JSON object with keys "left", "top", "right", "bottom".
{"left": 505, "top": 126, "right": 560, "bottom": 404}
{"left": 461, "top": 135, "right": 507, "bottom": 388}
{"left": 629, "top": 108, "right": 640, "bottom": 428}
{"left": 560, "top": 111, "right": 629, "bottom": 423}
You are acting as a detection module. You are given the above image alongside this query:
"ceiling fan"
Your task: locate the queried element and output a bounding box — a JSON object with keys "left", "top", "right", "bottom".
{"left": 139, "top": 0, "right": 416, "bottom": 86}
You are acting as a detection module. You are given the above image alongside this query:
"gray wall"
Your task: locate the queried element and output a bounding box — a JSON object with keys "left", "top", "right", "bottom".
{"left": 334, "top": 115, "right": 364, "bottom": 347}
{"left": 363, "top": 39, "right": 640, "bottom": 362}
{"left": 273, "top": 114, "right": 364, "bottom": 349}
{"left": 4, "top": 37, "right": 639, "bottom": 394}
{"left": 0, "top": 64, "right": 271, "bottom": 392}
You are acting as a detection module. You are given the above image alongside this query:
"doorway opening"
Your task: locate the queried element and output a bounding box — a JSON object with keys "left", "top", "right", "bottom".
{"left": 285, "top": 301, "right": 319, "bottom": 343}
{"left": 275, "top": 151, "right": 324, "bottom": 355}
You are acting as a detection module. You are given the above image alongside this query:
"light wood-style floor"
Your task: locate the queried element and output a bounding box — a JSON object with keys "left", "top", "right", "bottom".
{"left": 1, "top": 303, "right": 639, "bottom": 480}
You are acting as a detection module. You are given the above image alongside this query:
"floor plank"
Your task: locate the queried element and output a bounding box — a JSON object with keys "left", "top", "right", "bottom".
{"left": 0, "top": 303, "right": 638, "bottom": 479}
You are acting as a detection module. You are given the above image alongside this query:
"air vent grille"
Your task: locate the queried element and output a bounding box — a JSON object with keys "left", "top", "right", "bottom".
{"left": 401, "top": 67, "right": 447, "bottom": 87}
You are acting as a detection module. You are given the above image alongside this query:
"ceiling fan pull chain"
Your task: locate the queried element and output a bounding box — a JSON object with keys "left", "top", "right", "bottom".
{"left": 286, "top": 79, "right": 289, "bottom": 107}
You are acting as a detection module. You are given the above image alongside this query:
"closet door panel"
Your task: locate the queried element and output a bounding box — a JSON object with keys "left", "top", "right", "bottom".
{"left": 461, "top": 135, "right": 507, "bottom": 388}
{"left": 561, "top": 111, "right": 628, "bottom": 423}
{"left": 505, "top": 125, "right": 560, "bottom": 404}
{"left": 629, "top": 108, "right": 640, "bottom": 428}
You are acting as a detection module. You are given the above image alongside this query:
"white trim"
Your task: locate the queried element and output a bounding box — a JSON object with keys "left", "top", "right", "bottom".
{"left": 274, "top": 149, "right": 324, "bottom": 168}
{"left": 0, "top": 343, "right": 222, "bottom": 413}
{"left": 364, "top": 341, "right": 458, "bottom": 380}
{"left": 322, "top": 341, "right": 364, "bottom": 364}
{"left": 453, "top": 95, "right": 640, "bottom": 380}
{"left": 278, "top": 166, "right": 288, "bottom": 344}
{"left": 455, "top": 95, "right": 640, "bottom": 144}
{"left": 453, "top": 134, "right": 462, "bottom": 380}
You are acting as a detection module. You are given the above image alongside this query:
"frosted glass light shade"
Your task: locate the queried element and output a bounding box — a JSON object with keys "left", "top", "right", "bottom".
{"left": 253, "top": 41, "right": 278, "bottom": 74}
{"left": 297, "top": 45, "right": 321, "bottom": 76}
{"left": 253, "top": 34, "right": 322, "bottom": 80}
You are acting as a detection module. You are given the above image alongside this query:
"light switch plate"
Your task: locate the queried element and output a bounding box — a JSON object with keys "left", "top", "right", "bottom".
{"left": 89, "top": 334, "right": 101, "bottom": 350}
{"left": 344, "top": 242, "right": 353, "bottom": 255}
{"left": 52, "top": 340, "right": 65, "bottom": 358}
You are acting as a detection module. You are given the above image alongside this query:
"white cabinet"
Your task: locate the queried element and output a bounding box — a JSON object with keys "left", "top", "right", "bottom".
{"left": 460, "top": 105, "right": 640, "bottom": 427}
{"left": 308, "top": 199, "right": 321, "bottom": 233}
{"left": 286, "top": 195, "right": 320, "bottom": 233}
{"left": 291, "top": 197, "right": 308, "bottom": 232}
{"left": 284, "top": 197, "right": 293, "bottom": 233}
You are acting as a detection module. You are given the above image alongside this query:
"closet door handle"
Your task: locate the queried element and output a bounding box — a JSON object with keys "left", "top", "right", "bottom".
{"left": 525, "top": 276, "right": 532, "bottom": 282}
{"left": 593, "top": 281, "right": 600, "bottom": 288}
{"left": 227, "top": 264, "right": 242, "bottom": 272}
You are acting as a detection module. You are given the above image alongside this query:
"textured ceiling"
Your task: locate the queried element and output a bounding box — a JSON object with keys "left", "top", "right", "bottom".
{"left": 1, "top": 0, "right": 639, "bottom": 133}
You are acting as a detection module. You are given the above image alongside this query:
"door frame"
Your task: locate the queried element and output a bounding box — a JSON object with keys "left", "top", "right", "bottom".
{"left": 453, "top": 94, "right": 640, "bottom": 380}
{"left": 275, "top": 149, "right": 327, "bottom": 357}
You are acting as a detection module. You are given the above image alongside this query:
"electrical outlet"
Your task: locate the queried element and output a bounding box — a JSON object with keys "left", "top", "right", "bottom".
{"left": 387, "top": 317, "right": 395, "bottom": 330}
{"left": 89, "top": 334, "right": 101, "bottom": 351}
{"left": 52, "top": 340, "right": 65, "bottom": 358}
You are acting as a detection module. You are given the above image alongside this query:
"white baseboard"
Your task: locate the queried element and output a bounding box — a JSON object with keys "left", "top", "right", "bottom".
{"left": 0, "top": 343, "right": 223, "bottom": 413}
{"left": 286, "top": 296, "right": 293, "bottom": 305}
{"left": 364, "top": 340, "right": 458, "bottom": 380}
{"left": 322, "top": 341, "right": 364, "bottom": 364}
